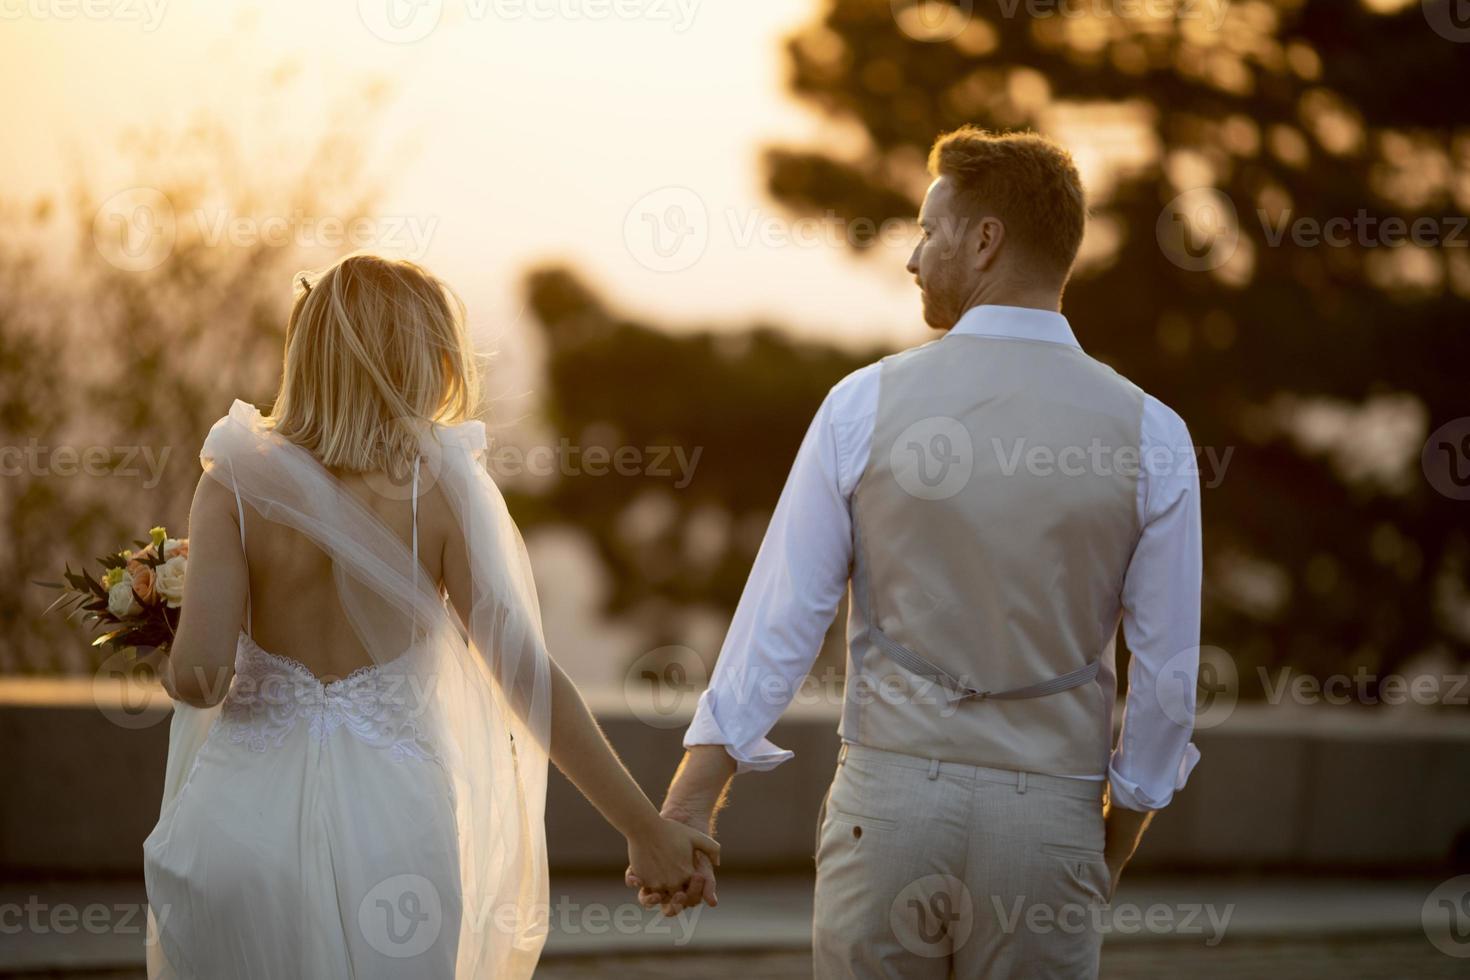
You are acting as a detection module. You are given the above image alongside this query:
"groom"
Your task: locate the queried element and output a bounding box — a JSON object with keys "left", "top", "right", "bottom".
{"left": 634, "top": 127, "right": 1203, "bottom": 977}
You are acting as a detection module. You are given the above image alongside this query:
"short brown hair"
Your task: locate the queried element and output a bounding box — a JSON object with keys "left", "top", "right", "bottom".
{"left": 927, "top": 127, "right": 1086, "bottom": 278}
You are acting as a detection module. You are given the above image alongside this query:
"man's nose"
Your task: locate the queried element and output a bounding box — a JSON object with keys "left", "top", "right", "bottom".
{"left": 905, "top": 247, "right": 920, "bottom": 277}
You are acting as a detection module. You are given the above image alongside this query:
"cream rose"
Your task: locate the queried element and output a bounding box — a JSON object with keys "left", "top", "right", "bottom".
{"left": 108, "top": 578, "right": 140, "bottom": 618}
{"left": 155, "top": 555, "right": 188, "bottom": 608}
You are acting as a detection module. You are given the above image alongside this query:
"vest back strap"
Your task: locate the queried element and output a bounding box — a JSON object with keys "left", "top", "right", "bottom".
{"left": 872, "top": 627, "right": 1101, "bottom": 705}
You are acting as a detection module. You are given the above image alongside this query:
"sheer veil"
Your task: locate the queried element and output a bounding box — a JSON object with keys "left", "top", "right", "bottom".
{"left": 149, "top": 399, "right": 553, "bottom": 977}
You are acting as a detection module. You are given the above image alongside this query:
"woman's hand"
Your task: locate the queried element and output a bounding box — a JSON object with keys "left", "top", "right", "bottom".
{"left": 627, "top": 803, "right": 720, "bottom": 916}
{"left": 625, "top": 815, "right": 720, "bottom": 900}
{"left": 534, "top": 659, "right": 720, "bottom": 904}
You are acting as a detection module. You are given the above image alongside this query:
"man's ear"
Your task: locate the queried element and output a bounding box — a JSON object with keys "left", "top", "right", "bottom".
{"left": 974, "top": 216, "right": 1006, "bottom": 272}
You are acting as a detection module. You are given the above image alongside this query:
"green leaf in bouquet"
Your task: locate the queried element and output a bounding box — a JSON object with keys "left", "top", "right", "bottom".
{"left": 62, "top": 565, "right": 108, "bottom": 598}
{"left": 38, "top": 566, "right": 102, "bottom": 619}
{"left": 39, "top": 589, "right": 81, "bottom": 618}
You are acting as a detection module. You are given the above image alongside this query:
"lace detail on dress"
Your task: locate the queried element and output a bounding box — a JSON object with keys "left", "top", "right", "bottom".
{"left": 221, "top": 634, "right": 439, "bottom": 763}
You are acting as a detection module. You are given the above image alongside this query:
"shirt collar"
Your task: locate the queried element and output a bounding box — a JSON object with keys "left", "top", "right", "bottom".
{"left": 947, "top": 304, "right": 1081, "bottom": 351}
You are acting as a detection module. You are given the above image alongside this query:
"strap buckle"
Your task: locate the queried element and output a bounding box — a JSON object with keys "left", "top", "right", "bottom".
{"left": 873, "top": 626, "right": 1098, "bottom": 704}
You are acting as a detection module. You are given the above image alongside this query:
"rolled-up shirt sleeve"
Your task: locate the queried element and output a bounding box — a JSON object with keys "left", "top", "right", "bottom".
{"left": 1109, "top": 397, "right": 1204, "bottom": 810}
{"left": 683, "top": 373, "right": 869, "bottom": 772}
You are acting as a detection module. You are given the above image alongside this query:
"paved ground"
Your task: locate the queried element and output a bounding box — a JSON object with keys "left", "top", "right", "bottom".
{"left": 3, "top": 937, "right": 1462, "bottom": 980}
{"left": 538, "top": 940, "right": 1470, "bottom": 980}
{"left": 2, "top": 873, "right": 1465, "bottom": 977}
{"left": 534, "top": 938, "right": 1469, "bottom": 979}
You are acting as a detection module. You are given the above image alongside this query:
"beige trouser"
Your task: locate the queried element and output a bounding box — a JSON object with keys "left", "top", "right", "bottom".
{"left": 813, "top": 744, "right": 1109, "bottom": 979}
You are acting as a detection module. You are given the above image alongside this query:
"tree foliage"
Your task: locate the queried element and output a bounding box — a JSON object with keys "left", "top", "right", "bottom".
{"left": 523, "top": 0, "right": 1470, "bottom": 693}
{"left": 1, "top": 90, "right": 379, "bottom": 673}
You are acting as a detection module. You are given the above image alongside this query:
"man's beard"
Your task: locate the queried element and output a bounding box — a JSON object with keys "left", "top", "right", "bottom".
{"left": 920, "top": 287, "right": 955, "bottom": 331}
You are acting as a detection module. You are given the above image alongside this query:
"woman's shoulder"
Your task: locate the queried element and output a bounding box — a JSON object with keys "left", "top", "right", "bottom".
{"left": 212, "top": 399, "right": 270, "bottom": 436}
{"left": 200, "top": 399, "right": 275, "bottom": 461}
{"left": 430, "top": 417, "right": 487, "bottom": 456}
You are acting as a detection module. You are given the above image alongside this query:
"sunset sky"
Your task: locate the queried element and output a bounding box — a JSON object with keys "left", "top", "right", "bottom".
{"left": 2, "top": 0, "right": 949, "bottom": 683}
{"left": 0, "top": 0, "right": 1220, "bottom": 683}
{"left": 1, "top": 0, "right": 938, "bottom": 359}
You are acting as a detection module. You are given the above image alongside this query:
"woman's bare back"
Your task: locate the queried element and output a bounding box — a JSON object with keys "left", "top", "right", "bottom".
{"left": 238, "top": 466, "right": 449, "bottom": 683}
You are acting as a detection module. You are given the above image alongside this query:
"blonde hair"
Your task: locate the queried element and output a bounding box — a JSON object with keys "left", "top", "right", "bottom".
{"left": 269, "top": 252, "right": 481, "bottom": 479}
{"left": 928, "top": 126, "right": 1087, "bottom": 278}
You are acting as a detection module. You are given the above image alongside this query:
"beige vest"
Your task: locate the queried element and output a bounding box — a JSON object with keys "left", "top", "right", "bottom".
{"left": 840, "top": 332, "right": 1144, "bottom": 776}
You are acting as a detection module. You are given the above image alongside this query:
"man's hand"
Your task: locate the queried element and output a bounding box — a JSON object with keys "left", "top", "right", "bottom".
{"left": 625, "top": 813, "right": 720, "bottom": 901}
{"left": 623, "top": 746, "right": 736, "bottom": 916}
{"left": 626, "top": 802, "right": 716, "bottom": 916}
{"left": 1104, "top": 855, "right": 1124, "bottom": 902}
{"left": 1102, "top": 800, "right": 1154, "bottom": 902}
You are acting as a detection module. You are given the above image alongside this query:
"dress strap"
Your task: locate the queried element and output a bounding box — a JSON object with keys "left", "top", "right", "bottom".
{"left": 411, "top": 454, "right": 420, "bottom": 570}
{"left": 228, "top": 457, "right": 252, "bottom": 638}
{"left": 409, "top": 453, "right": 421, "bottom": 639}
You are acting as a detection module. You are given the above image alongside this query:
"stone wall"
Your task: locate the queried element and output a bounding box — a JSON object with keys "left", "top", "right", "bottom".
{"left": 2, "top": 681, "right": 1467, "bottom": 876}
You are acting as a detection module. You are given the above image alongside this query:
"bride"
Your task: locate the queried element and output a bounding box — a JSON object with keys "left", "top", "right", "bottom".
{"left": 143, "top": 253, "right": 717, "bottom": 978}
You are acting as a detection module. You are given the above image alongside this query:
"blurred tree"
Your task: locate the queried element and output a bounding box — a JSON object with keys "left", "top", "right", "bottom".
{"left": 522, "top": 0, "right": 1469, "bottom": 696}
{"left": 755, "top": 0, "right": 1470, "bottom": 693}
{"left": 2, "top": 84, "right": 384, "bottom": 673}
{"left": 515, "top": 266, "right": 885, "bottom": 674}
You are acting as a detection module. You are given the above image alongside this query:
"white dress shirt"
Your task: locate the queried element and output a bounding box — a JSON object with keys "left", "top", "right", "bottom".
{"left": 684, "top": 304, "right": 1203, "bottom": 811}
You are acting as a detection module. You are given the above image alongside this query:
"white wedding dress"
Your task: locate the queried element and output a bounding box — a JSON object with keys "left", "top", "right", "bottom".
{"left": 144, "top": 400, "right": 554, "bottom": 979}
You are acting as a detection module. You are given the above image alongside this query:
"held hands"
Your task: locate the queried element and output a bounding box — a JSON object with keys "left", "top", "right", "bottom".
{"left": 624, "top": 749, "right": 736, "bottom": 916}
{"left": 625, "top": 805, "right": 718, "bottom": 917}
{"left": 624, "top": 813, "right": 720, "bottom": 906}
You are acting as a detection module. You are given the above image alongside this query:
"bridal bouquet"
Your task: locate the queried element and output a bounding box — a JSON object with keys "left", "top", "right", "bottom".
{"left": 40, "top": 526, "right": 188, "bottom": 656}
